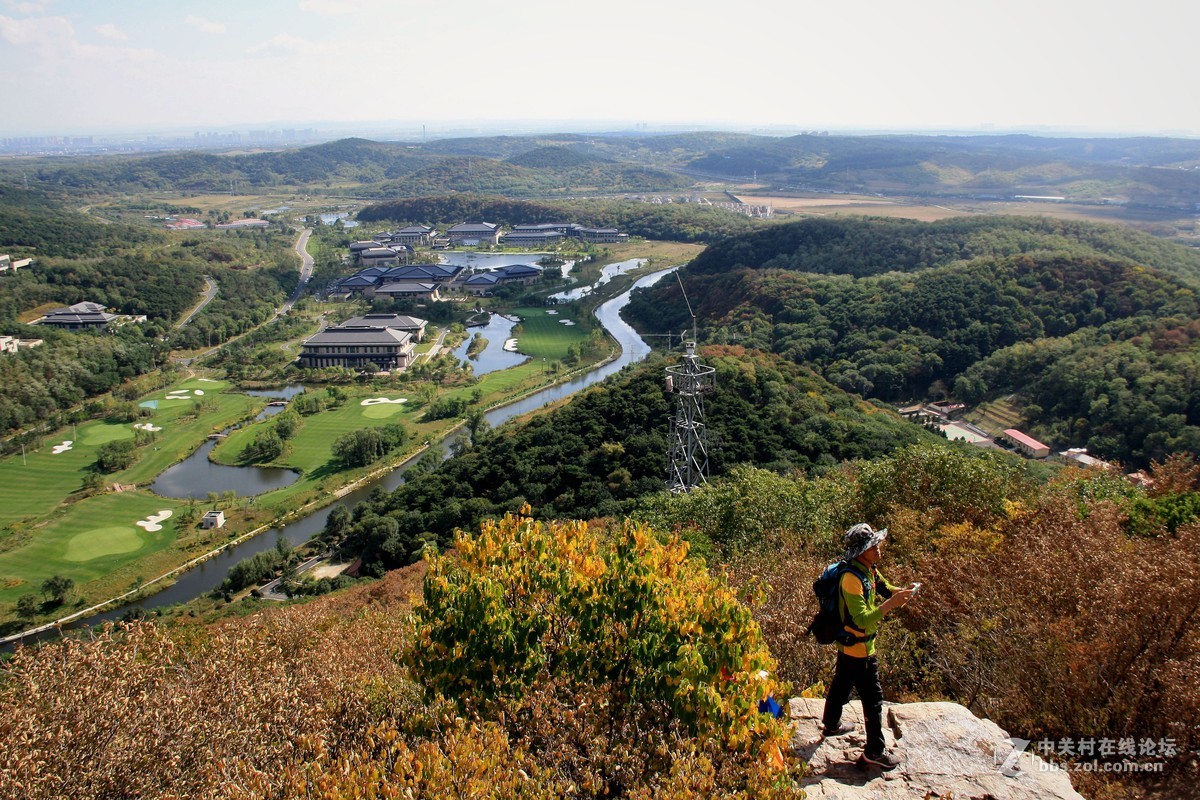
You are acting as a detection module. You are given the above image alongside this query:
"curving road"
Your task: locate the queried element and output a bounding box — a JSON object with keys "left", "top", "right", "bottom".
{"left": 279, "top": 227, "right": 314, "bottom": 317}
{"left": 175, "top": 275, "right": 218, "bottom": 329}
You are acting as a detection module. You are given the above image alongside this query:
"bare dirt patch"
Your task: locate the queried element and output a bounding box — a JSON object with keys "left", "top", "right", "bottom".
{"left": 735, "top": 194, "right": 971, "bottom": 222}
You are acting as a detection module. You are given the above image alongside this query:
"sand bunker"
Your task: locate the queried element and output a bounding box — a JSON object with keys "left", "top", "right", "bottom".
{"left": 560, "top": 320, "right": 576, "bottom": 326}
{"left": 546, "top": 310, "right": 558, "bottom": 315}
{"left": 136, "top": 509, "right": 173, "bottom": 532}
{"left": 503, "top": 338, "right": 519, "bottom": 352}
{"left": 52, "top": 440, "right": 74, "bottom": 454}
{"left": 134, "top": 423, "right": 163, "bottom": 432}
{"left": 361, "top": 397, "right": 408, "bottom": 406}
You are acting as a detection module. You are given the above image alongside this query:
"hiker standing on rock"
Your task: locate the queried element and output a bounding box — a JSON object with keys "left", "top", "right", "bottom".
{"left": 821, "top": 523, "right": 915, "bottom": 771}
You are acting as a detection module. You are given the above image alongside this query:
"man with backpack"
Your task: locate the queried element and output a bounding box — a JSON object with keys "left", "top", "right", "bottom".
{"left": 819, "top": 523, "right": 915, "bottom": 771}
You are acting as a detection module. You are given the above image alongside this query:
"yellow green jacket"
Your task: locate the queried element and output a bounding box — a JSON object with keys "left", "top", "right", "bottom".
{"left": 837, "top": 557, "right": 900, "bottom": 658}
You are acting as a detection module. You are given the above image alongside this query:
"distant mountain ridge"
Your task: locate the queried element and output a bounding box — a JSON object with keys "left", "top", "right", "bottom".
{"left": 686, "top": 133, "right": 1200, "bottom": 205}
{"left": 8, "top": 131, "right": 1199, "bottom": 207}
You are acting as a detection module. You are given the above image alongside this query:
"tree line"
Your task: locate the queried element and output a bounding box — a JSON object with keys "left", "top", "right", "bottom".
{"left": 356, "top": 194, "right": 762, "bottom": 243}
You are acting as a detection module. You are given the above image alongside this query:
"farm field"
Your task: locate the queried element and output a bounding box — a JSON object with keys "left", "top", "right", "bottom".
{"left": 733, "top": 191, "right": 1198, "bottom": 234}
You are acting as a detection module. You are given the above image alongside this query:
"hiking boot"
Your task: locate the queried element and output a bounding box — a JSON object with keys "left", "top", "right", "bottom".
{"left": 859, "top": 750, "right": 901, "bottom": 771}
{"left": 822, "top": 721, "right": 855, "bottom": 737}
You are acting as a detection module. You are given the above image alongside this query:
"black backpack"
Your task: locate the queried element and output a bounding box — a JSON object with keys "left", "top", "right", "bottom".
{"left": 806, "top": 560, "right": 871, "bottom": 646}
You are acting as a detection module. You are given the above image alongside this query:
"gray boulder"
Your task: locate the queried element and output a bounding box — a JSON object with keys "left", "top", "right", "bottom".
{"left": 789, "top": 697, "right": 1085, "bottom": 799}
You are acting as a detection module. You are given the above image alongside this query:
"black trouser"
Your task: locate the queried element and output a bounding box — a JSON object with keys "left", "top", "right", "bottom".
{"left": 822, "top": 651, "right": 886, "bottom": 757}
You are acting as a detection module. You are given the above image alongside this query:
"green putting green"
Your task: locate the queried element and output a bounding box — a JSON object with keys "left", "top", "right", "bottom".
{"left": 80, "top": 423, "right": 136, "bottom": 446}
{"left": 361, "top": 401, "right": 407, "bottom": 419}
{"left": 63, "top": 526, "right": 144, "bottom": 562}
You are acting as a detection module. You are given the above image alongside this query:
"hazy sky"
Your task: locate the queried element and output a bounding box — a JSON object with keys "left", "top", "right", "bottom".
{"left": 1, "top": 0, "right": 1197, "bottom": 137}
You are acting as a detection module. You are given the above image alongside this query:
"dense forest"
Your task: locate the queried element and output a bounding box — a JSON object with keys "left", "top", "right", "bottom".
{"left": 0, "top": 185, "right": 161, "bottom": 258}
{"left": 331, "top": 348, "right": 937, "bottom": 576}
{"left": 625, "top": 216, "right": 1200, "bottom": 467}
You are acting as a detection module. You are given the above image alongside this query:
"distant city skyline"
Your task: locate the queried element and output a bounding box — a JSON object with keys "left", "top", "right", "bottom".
{"left": 1, "top": 0, "right": 1196, "bottom": 139}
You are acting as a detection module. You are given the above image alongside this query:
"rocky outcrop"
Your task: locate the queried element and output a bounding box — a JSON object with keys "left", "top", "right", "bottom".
{"left": 789, "top": 698, "right": 1085, "bottom": 799}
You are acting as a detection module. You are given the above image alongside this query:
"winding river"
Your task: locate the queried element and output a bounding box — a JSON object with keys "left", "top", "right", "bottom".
{"left": 69, "top": 267, "right": 679, "bottom": 628}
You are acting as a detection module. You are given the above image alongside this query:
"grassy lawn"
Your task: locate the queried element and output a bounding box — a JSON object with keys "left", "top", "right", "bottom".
{"left": 0, "top": 378, "right": 262, "bottom": 514}
{"left": 0, "top": 490, "right": 185, "bottom": 608}
{"left": 213, "top": 389, "right": 418, "bottom": 474}
{"left": 0, "top": 378, "right": 258, "bottom": 529}
{"left": 510, "top": 306, "right": 592, "bottom": 360}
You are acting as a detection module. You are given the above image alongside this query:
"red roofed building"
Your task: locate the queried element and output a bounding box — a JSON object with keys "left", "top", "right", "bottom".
{"left": 1003, "top": 429, "right": 1050, "bottom": 459}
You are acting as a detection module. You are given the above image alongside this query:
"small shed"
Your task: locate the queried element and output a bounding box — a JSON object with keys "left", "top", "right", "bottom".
{"left": 201, "top": 510, "right": 226, "bottom": 529}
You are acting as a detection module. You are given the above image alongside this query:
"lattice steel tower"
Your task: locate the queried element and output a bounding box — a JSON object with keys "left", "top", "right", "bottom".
{"left": 665, "top": 341, "right": 715, "bottom": 493}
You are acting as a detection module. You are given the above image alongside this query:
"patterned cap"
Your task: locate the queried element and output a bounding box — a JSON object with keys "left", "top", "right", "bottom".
{"left": 843, "top": 523, "right": 888, "bottom": 560}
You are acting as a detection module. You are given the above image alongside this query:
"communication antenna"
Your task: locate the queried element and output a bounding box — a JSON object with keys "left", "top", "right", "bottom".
{"left": 664, "top": 274, "right": 713, "bottom": 493}
{"left": 676, "top": 271, "right": 697, "bottom": 343}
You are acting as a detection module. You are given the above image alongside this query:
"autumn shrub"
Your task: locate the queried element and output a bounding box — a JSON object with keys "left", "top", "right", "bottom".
{"left": 848, "top": 442, "right": 1028, "bottom": 563}
{"left": 0, "top": 592, "right": 416, "bottom": 800}
{"left": 907, "top": 493, "right": 1200, "bottom": 755}
{"left": 408, "top": 510, "right": 799, "bottom": 796}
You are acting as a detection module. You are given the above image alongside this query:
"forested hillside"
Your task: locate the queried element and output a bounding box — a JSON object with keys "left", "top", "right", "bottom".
{"left": 687, "top": 132, "right": 1200, "bottom": 206}
{"left": 331, "top": 348, "right": 935, "bottom": 576}
{"left": 625, "top": 216, "right": 1200, "bottom": 466}
{"left": 9, "top": 130, "right": 1200, "bottom": 207}
{"left": 13, "top": 137, "right": 691, "bottom": 197}
{"left": 0, "top": 185, "right": 297, "bottom": 438}
{"left": 357, "top": 194, "right": 761, "bottom": 243}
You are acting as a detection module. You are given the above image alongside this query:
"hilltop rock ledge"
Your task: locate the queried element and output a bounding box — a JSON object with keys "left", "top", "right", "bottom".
{"left": 789, "top": 697, "right": 1085, "bottom": 799}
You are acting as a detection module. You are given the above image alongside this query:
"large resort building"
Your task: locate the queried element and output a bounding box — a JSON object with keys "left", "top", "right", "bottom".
{"left": 36, "top": 302, "right": 117, "bottom": 330}
{"left": 447, "top": 222, "right": 501, "bottom": 246}
{"left": 298, "top": 313, "right": 427, "bottom": 371}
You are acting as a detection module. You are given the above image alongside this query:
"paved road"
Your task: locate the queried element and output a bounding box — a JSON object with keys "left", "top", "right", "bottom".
{"left": 175, "top": 229, "right": 313, "bottom": 365}
{"left": 175, "top": 275, "right": 218, "bottom": 328}
{"left": 258, "top": 553, "right": 327, "bottom": 600}
{"left": 424, "top": 327, "right": 450, "bottom": 362}
{"left": 279, "top": 227, "right": 314, "bottom": 317}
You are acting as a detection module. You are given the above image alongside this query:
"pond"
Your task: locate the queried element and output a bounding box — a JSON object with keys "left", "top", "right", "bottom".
{"left": 149, "top": 438, "right": 300, "bottom": 498}
{"left": 453, "top": 314, "right": 528, "bottom": 376}
{"left": 318, "top": 212, "right": 359, "bottom": 228}
{"left": 148, "top": 386, "right": 306, "bottom": 498}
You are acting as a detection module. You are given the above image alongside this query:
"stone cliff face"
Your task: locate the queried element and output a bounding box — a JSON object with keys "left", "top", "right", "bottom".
{"left": 789, "top": 698, "right": 1085, "bottom": 800}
